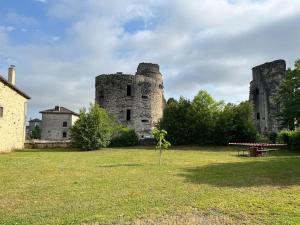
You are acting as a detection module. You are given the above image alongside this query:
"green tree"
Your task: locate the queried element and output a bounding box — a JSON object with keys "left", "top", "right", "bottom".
{"left": 190, "top": 90, "right": 223, "bottom": 145}
{"left": 230, "top": 101, "right": 257, "bottom": 142}
{"left": 152, "top": 128, "right": 171, "bottom": 165}
{"left": 277, "top": 59, "right": 300, "bottom": 130}
{"left": 30, "top": 125, "right": 41, "bottom": 139}
{"left": 159, "top": 97, "right": 193, "bottom": 145}
{"left": 70, "top": 103, "right": 117, "bottom": 150}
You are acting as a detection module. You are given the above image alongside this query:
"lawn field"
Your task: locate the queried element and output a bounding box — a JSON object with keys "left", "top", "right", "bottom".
{"left": 0, "top": 147, "right": 300, "bottom": 225}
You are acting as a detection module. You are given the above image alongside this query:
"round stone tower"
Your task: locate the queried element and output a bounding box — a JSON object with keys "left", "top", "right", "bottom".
{"left": 135, "top": 63, "right": 165, "bottom": 138}
{"left": 95, "top": 62, "right": 165, "bottom": 139}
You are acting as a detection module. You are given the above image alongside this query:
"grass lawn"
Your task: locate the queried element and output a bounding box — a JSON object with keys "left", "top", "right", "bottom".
{"left": 0, "top": 146, "right": 300, "bottom": 225}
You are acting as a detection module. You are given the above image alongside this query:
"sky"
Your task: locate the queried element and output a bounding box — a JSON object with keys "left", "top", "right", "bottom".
{"left": 0, "top": 0, "right": 300, "bottom": 119}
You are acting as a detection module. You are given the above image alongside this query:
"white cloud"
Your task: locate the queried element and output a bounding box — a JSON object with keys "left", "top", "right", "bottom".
{"left": 1, "top": 0, "right": 300, "bottom": 119}
{"left": 0, "top": 26, "right": 15, "bottom": 32}
{"left": 34, "top": 0, "right": 47, "bottom": 4}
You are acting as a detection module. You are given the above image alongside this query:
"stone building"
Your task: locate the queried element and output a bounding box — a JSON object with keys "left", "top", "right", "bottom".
{"left": 0, "top": 65, "right": 30, "bottom": 152}
{"left": 95, "top": 63, "right": 165, "bottom": 138}
{"left": 40, "top": 106, "right": 79, "bottom": 140}
{"left": 249, "top": 59, "right": 286, "bottom": 133}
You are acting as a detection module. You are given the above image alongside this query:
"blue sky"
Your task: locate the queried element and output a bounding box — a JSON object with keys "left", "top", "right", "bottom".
{"left": 1, "top": 0, "right": 300, "bottom": 119}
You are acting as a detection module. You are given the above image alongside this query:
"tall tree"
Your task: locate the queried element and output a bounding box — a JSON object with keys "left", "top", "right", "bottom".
{"left": 190, "top": 90, "right": 223, "bottom": 144}
{"left": 277, "top": 59, "right": 300, "bottom": 130}
{"left": 159, "top": 97, "right": 193, "bottom": 145}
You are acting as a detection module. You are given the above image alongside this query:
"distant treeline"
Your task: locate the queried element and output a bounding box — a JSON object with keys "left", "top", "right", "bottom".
{"left": 158, "top": 90, "right": 257, "bottom": 145}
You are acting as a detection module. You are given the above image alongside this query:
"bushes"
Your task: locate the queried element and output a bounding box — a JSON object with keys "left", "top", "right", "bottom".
{"left": 278, "top": 128, "right": 300, "bottom": 150}
{"left": 70, "top": 104, "right": 117, "bottom": 150}
{"left": 110, "top": 128, "right": 139, "bottom": 147}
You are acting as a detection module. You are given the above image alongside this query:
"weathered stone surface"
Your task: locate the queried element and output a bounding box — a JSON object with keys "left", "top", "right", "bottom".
{"left": 40, "top": 106, "right": 79, "bottom": 140}
{"left": 95, "top": 63, "right": 165, "bottom": 138}
{"left": 0, "top": 78, "right": 28, "bottom": 152}
{"left": 249, "top": 59, "right": 286, "bottom": 133}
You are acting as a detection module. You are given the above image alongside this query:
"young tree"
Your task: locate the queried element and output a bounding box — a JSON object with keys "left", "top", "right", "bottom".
{"left": 70, "top": 103, "right": 117, "bottom": 150}
{"left": 30, "top": 125, "right": 41, "bottom": 139}
{"left": 152, "top": 128, "right": 171, "bottom": 165}
{"left": 277, "top": 59, "right": 300, "bottom": 130}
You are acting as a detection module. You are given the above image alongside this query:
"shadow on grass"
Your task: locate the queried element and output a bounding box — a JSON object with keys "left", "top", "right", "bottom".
{"left": 99, "top": 163, "right": 143, "bottom": 168}
{"left": 180, "top": 156, "right": 300, "bottom": 187}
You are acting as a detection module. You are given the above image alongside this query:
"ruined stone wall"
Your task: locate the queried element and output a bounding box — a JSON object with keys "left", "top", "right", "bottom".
{"left": 0, "top": 82, "right": 27, "bottom": 152}
{"left": 95, "top": 63, "right": 165, "bottom": 138}
{"left": 249, "top": 59, "right": 286, "bottom": 133}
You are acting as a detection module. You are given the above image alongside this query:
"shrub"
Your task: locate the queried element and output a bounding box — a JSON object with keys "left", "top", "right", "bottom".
{"left": 70, "top": 103, "right": 117, "bottom": 150}
{"left": 277, "top": 129, "right": 293, "bottom": 145}
{"left": 278, "top": 128, "right": 300, "bottom": 150}
{"left": 291, "top": 128, "right": 300, "bottom": 151}
{"left": 268, "top": 132, "right": 278, "bottom": 144}
{"left": 256, "top": 134, "right": 269, "bottom": 143}
{"left": 110, "top": 128, "right": 139, "bottom": 147}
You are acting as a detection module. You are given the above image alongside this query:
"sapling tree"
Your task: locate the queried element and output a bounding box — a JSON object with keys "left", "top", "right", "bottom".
{"left": 152, "top": 128, "right": 171, "bottom": 165}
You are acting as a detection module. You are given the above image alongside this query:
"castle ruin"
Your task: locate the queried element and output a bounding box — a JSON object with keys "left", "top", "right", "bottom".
{"left": 95, "top": 63, "right": 165, "bottom": 138}
{"left": 249, "top": 59, "right": 286, "bottom": 133}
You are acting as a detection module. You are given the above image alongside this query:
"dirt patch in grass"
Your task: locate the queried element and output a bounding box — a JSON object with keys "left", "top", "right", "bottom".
{"left": 86, "top": 210, "right": 249, "bottom": 225}
{"left": 131, "top": 210, "right": 249, "bottom": 225}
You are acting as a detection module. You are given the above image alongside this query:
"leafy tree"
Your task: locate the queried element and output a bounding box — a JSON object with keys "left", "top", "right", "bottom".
{"left": 190, "top": 90, "right": 223, "bottom": 145}
{"left": 277, "top": 59, "right": 300, "bottom": 130}
{"left": 152, "top": 128, "right": 171, "bottom": 165}
{"left": 214, "top": 103, "right": 235, "bottom": 145}
{"left": 166, "top": 98, "right": 178, "bottom": 105}
{"left": 230, "top": 101, "right": 257, "bottom": 142}
{"left": 159, "top": 91, "right": 257, "bottom": 145}
{"left": 159, "top": 97, "right": 193, "bottom": 145}
{"left": 30, "top": 125, "right": 41, "bottom": 139}
{"left": 70, "top": 103, "right": 117, "bottom": 150}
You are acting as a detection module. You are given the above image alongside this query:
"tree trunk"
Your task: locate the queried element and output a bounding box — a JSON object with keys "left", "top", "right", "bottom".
{"left": 159, "top": 138, "right": 162, "bottom": 165}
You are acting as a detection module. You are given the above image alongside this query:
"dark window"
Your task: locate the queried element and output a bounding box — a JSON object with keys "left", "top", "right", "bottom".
{"left": 127, "top": 85, "right": 132, "bottom": 96}
{"left": 63, "top": 132, "right": 67, "bottom": 138}
{"left": 0, "top": 107, "right": 3, "bottom": 118}
{"left": 255, "top": 88, "right": 259, "bottom": 95}
{"left": 99, "top": 90, "right": 104, "bottom": 98}
{"left": 257, "top": 113, "right": 260, "bottom": 120}
{"left": 142, "top": 95, "right": 148, "bottom": 99}
{"left": 126, "top": 109, "right": 131, "bottom": 121}
{"left": 142, "top": 119, "right": 149, "bottom": 123}
{"left": 63, "top": 121, "right": 68, "bottom": 127}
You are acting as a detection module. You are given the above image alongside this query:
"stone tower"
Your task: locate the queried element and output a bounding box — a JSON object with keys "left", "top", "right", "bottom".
{"left": 249, "top": 59, "right": 286, "bottom": 133}
{"left": 95, "top": 63, "right": 165, "bottom": 138}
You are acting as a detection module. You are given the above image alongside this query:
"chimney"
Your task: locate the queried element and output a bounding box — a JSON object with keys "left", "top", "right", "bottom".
{"left": 8, "top": 65, "right": 16, "bottom": 86}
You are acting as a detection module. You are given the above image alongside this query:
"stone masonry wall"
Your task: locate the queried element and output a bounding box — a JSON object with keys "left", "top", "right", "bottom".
{"left": 41, "top": 114, "right": 78, "bottom": 140}
{"left": 95, "top": 63, "right": 165, "bottom": 138}
{"left": 249, "top": 59, "right": 286, "bottom": 133}
{"left": 0, "top": 82, "right": 27, "bottom": 152}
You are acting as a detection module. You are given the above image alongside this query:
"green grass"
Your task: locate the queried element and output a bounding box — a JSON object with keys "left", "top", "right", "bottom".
{"left": 0, "top": 146, "right": 300, "bottom": 225}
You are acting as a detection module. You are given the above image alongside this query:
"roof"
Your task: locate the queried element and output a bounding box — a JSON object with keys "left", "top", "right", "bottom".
{"left": 39, "top": 106, "right": 79, "bottom": 116}
{"left": 29, "top": 118, "right": 42, "bottom": 122}
{"left": 0, "top": 75, "right": 30, "bottom": 99}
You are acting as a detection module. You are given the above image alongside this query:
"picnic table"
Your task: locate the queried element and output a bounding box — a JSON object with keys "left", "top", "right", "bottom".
{"left": 228, "top": 143, "right": 287, "bottom": 157}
